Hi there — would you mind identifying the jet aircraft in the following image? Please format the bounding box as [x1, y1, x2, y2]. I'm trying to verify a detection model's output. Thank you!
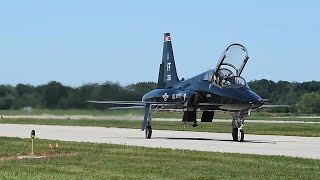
[88, 33, 264, 142]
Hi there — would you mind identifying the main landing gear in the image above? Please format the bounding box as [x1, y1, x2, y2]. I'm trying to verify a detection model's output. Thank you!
[143, 105, 167, 139]
[145, 117, 152, 139]
[231, 112, 245, 142]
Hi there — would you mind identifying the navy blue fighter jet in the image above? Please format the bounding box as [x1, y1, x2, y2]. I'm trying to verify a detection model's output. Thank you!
[88, 33, 264, 142]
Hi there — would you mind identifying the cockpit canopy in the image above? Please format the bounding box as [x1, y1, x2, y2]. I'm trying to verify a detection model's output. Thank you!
[222, 76, 248, 88]
[203, 70, 248, 88]
[215, 43, 249, 77]
[203, 43, 249, 88]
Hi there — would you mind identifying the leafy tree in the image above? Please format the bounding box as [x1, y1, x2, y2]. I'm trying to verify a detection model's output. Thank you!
[248, 79, 275, 102]
[296, 92, 320, 114]
[42, 81, 69, 108]
[0, 85, 17, 109]
[16, 84, 35, 96]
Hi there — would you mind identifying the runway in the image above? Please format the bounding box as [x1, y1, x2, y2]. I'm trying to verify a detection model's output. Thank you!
[1, 124, 320, 160]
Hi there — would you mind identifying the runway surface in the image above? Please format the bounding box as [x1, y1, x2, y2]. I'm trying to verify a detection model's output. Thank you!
[1, 124, 320, 160]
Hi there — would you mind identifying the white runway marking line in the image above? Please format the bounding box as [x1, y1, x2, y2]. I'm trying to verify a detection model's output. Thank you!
[1, 124, 320, 160]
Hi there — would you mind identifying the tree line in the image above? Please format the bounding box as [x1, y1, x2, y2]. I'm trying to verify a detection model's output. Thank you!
[0, 79, 319, 114]
[0, 81, 156, 110]
[249, 80, 320, 113]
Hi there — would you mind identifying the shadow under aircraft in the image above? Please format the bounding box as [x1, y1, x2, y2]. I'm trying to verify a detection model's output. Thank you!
[88, 33, 265, 142]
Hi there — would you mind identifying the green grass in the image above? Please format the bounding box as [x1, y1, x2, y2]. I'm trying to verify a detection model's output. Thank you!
[1, 118, 320, 137]
[0, 137, 319, 179]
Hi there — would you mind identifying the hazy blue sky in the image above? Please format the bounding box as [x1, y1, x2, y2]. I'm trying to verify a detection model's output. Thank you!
[0, 1, 319, 86]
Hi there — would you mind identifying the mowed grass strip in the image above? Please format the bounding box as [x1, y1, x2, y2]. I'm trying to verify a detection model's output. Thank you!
[1, 118, 320, 137]
[0, 137, 319, 179]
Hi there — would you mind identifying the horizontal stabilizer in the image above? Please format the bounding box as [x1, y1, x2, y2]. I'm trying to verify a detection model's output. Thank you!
[109, 106, 145, 110]
[260, 105, 291, 108]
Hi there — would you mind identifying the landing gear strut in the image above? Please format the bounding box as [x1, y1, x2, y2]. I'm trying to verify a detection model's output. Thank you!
[143, 105, 166, 139]
[145, 117, 152, 139]
[231, 112, 245, 142]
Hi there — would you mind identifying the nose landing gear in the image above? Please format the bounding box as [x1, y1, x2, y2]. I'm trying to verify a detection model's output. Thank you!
[231, 112, 245, 142]
[232, 127, 244, 142]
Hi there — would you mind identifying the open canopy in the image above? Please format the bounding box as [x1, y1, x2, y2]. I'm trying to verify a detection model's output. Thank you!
[203, 43, 250, 88]
[215, 43, 249, 77]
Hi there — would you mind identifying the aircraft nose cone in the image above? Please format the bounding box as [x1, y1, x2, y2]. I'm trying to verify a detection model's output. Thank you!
[250, 98, 264, 109]
[257, 98, 264, 106]
[246, 89, 264, 109]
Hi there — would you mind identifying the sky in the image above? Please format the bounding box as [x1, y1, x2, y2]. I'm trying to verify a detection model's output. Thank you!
[0, 1, 319, 87]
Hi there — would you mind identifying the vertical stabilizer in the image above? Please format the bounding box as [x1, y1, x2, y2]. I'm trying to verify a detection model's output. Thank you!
[157, 33, 180, 89]
[157, 63, 165, 88]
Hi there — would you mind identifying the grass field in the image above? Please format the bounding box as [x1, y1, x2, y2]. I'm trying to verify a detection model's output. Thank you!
[0, 137, 319, 179]
[1, 118, 320, 137]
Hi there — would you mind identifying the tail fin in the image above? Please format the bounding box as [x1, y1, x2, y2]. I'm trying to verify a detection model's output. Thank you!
[157, 33, 180, 89]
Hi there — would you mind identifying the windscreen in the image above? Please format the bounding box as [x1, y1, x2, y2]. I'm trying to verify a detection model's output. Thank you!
[224, 76, 248, 88]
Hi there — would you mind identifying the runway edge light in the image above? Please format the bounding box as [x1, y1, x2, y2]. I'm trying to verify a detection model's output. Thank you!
[31, 130, 36, 156]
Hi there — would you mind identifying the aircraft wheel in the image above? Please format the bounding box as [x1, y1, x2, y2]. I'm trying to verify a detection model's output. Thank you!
[232, 128, 238, 141]
[232, 128, 244, 142]
[145, 126, 152, 139]
[238, 129, 244, 142]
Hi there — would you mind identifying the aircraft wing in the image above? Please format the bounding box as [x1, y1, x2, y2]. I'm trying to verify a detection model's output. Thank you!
[86, 101, 146, 106]
[86, 100, 183, 106]
[87, 100, 184, 130]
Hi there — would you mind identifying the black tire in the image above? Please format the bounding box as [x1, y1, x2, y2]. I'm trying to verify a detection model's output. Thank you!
[145, 126, 152, 139]
[232, 128, 244, 142]
[232, 128, 238, 141]
[238, 129, 244, 142]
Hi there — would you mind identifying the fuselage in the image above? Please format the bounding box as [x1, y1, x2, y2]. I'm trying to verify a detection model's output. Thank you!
[142, 69, 264, 112]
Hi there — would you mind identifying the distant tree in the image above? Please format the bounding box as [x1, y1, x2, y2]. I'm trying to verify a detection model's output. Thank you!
[13, 84, 40, 108]
[15, 84, 35, 96]
[0, 85, 17, 109]
[126, 82, 157, 94]
[299, 81, 320, 93]
[296, 92, 320, 114]
[71, 83, 101, 109]
[125, 82, 157, 100]
[42, 81, 69, 108]
[248, 79, 276, 101]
